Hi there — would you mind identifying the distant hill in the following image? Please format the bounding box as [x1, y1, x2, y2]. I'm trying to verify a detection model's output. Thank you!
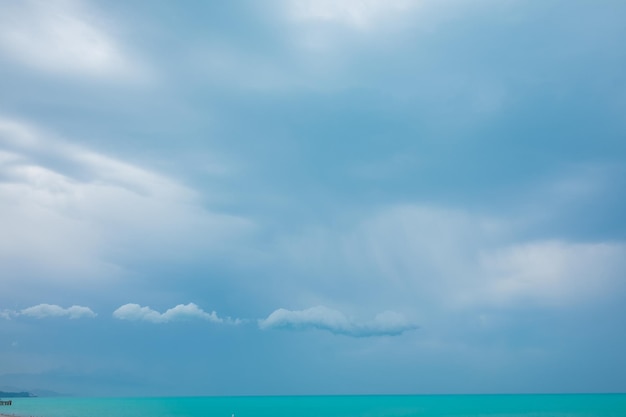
[0, 391, 36, 398]
[30, 389, 66, 397]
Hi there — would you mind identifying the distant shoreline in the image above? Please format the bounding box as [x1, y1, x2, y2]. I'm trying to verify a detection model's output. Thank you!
[0, 393, 36, 399]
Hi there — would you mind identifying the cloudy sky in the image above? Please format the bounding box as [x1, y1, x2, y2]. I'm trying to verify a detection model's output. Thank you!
[1, 0, 625, 397]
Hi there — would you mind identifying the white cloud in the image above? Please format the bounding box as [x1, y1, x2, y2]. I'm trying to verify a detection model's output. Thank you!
[112, 303, 228, 324]
[0, 0, 144, 79]
[259, 305, 418, 337]
[286, 0, 415, 29]
[0, 310, 16, 320]
[274, 204, 626, 312]
[472, 241, 626, 308]
[19, 304, 96, 319]
[0, 117, 252, 296]
[274, 0, 428, 76]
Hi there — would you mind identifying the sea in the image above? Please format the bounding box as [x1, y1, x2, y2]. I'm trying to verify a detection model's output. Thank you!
[3, 394, 626, 417]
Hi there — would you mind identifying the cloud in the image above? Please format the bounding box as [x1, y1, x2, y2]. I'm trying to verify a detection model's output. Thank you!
[0, 310, 16, 320]
[0, 0, 144, 79]
[285, 0, 415, 29]
[259, 305, 418, 337]
[19, 304, 96, 319]
[0, 116, 252, 297]
[473, 241, 626, 308]
[273, 204, 626, 312]
[112, 303, 231, 324]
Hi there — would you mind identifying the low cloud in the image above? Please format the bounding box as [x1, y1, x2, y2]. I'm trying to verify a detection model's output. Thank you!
[259, 305, 418, 337]
[18, 304, 97, 319]
[0, 309, 15, 320]
[112, 303, 234, 324]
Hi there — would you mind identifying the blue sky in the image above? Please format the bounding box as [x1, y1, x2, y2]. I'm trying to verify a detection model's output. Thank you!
[1, 0, 625, 396]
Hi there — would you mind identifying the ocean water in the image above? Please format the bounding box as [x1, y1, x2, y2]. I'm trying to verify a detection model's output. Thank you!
[3, 394, 626, 417]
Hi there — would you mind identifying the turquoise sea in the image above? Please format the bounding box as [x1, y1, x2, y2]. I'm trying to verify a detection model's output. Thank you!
[3, 395, 626, 417]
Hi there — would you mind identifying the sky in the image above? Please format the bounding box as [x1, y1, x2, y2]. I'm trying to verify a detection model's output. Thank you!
[1, 0, 625, 397]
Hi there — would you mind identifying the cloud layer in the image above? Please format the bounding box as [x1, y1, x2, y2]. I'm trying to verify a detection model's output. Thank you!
[259, 306, 418, 337]
[275, 204, 626, 312]
[1, 0, 625, 396]
[0, 116, 251, 296]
